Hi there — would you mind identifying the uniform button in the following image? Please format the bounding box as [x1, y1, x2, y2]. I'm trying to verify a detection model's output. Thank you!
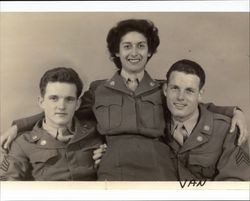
[83, 124, 88, 128]
[110, 81, 115, 86]
[150, 82, 155, 87]
[204, 125, 210, 131]
[40, 140, 47, 146]
[197, 136, 203, 142]
[32, 135, 38, 140]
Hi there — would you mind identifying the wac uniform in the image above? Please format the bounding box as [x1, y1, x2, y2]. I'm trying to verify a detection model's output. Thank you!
[92, 71, 177, 181]
[165, 105, 250, 181]
[0, 118, 103, 181]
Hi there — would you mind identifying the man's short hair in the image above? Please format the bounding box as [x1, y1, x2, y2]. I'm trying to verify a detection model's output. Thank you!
[39, 67, 83, 98]
[166, 59, 206, 89]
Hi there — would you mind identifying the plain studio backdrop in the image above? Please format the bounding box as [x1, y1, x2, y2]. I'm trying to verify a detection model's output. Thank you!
[0, 12, 249, 135]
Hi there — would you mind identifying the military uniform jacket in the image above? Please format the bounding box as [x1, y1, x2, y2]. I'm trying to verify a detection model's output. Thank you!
[0, 118, 103, 181]
[166, 105, 250, 181]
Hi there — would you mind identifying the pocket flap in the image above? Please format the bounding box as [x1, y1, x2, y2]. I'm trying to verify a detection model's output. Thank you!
[29, 150, 58, 163]
[189, 154, 213, 167]
[95, 95, 122, 107]
[141, 93, 162, 105]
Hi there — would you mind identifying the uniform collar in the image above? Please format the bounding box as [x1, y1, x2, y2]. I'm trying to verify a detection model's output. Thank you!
[171, 108, 199, 136]
[168, 104, 214, 153]
[105, 70, 160, 96]
[120, 69, 145, 83]
[28, 118, 95, 148]
[42, 119, 75, 139]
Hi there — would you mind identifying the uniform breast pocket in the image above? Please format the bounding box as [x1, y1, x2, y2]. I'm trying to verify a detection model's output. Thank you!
[94, 95, 122, 130]
[30, 150, 58, 164]
[139, 92, 164, 129]
[29, 150, 58, 175]
[188, 152, 219, 178]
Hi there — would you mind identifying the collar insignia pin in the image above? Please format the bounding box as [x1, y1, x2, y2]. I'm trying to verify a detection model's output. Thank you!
[197, 136, 203, 142]
[110, 81, 115, 86]
[150, 82, 155, 87]
[40, 140, 47, 146]
[204, 125, 210, 131]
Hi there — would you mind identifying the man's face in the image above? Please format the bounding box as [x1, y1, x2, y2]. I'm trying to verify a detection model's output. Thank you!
[116, 31, 151, 74]
[164, 71, 203, 122]
[39, 82, 81, 128]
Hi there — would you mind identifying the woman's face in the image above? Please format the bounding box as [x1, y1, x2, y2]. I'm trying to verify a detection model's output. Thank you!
[116, 31, 151, 74]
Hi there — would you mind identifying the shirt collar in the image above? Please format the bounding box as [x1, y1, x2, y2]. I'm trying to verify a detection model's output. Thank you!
[171, 108, 199, 136]
[42, 118, 75, 138]
[120, 69, 145, 83]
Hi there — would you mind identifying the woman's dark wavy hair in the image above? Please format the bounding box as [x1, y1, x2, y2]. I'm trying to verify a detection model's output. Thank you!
[39, 67, 83, 98]
[106, 19, 160, 69]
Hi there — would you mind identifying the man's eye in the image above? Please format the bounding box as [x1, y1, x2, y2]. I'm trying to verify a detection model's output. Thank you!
[186, 89, 195, 94]
[66, 97, 76, 102]
[170, 86, 179, 90]
[49, 96, 58, 101]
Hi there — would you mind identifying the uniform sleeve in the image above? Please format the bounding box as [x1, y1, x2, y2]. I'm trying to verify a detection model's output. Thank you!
[214, 129, 250, 181]
[75, 80, 104, 122]
[75, 84, 96, 122]
[0, 140, 32, 180]
[201, 102, 235, 118]
[13, 112, 44, 133]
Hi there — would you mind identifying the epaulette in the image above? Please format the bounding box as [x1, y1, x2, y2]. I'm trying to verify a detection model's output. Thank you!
[213, 113, 231, 123]
[155, 79, 166, 85]
[89, 79, 107, 89]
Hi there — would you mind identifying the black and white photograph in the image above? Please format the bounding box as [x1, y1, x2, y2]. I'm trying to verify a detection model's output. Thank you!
[0, 1, 249, 201]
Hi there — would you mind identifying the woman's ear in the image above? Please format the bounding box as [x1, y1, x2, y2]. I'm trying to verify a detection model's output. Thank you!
[115, 53, 120, 57]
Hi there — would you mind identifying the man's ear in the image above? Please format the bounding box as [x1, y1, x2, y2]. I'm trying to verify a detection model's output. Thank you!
[198, 87, 205, 102]
[75, 98, 82, 111]
[162, 83, 168, 97]
[38, 96, 45, 109]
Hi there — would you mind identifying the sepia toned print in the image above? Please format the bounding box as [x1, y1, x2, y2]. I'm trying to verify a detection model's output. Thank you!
[0, 9, 249, 201]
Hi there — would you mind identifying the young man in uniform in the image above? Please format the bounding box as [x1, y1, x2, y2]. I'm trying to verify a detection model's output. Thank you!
[0, 67, 103, 180]
[163, 59, 249, 180]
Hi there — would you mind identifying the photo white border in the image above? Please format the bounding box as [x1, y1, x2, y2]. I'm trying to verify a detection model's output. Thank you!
[0, 1, 249, 12]
[0, 1, 249, 201]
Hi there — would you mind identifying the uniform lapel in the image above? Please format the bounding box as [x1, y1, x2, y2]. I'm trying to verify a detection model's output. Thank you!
[135, 71, 160, 96]
[104, 71, 160, 96]
[104, 71, 131, 95]
[179, 105, 213, 154]
[29, 122, 66, 149]
[68, 119, 97, 145]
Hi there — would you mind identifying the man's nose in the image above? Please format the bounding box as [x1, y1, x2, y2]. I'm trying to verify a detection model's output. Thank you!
[57, 99, 66, 109]
[177, 91, 185, 100]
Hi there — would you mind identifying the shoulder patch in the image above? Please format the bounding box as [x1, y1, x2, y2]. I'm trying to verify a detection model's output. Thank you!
[236, 147, 250, 166]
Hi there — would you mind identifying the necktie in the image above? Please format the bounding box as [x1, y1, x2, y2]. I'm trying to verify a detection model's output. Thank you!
[56, 129, 73, 143]
[173, 123, 188, 146]
[127, 78, 139, 91]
